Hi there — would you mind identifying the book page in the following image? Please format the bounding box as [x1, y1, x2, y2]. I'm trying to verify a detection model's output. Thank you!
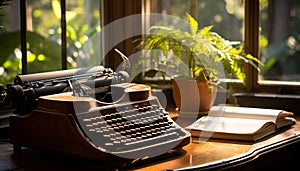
[276, 117, 296, 128]
[186, 116, 274, 134]
[208, 106, 285, 123]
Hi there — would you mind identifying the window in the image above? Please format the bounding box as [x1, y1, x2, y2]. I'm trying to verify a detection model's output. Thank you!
[141, 0, 245, 83]
[0, 0, 101, 84]
[142, 0, 300, 95]
[244, 0, 300, 94]
[257, 0, 300, 90]
[145, 0, 244, 41]
[2, 0, 300, 96]
[259, 0, 300, 82]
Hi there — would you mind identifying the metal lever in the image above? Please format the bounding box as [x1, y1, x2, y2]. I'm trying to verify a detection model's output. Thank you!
[114, 48, 131, 70]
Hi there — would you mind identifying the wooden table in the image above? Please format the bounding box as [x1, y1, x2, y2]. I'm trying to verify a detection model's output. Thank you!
[1, 116, 300, 171]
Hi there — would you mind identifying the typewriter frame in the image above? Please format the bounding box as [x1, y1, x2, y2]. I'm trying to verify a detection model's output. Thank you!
[7, 67, 191, 162]
[9, 92, 191, 161]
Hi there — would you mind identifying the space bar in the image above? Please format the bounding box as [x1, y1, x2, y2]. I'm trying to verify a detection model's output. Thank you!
[125, 132, 179, 146]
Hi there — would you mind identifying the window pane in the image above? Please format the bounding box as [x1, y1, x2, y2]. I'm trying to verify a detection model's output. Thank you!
[27, 0, 62, 73]
[0, 0, 21, 84]
[260, 0, 300, 82]
[142, 0, 244, 80]
[65, 0, 101, 69]
[149, 0, 244, 42]
[0, 0, 101, 85]
[26, 0, 101, 72]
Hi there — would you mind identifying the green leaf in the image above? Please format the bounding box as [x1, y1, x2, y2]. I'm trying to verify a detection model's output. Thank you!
[186, 12, 198, 35]
[260, 56, 277, 73]
[199, 25, 214, 35]
[0, 31, 21, 65]
[51, 0, 76, 22]
[144, 69, 159, 78]
[52, 0, 61, 19]
[0, 31, 62, 72]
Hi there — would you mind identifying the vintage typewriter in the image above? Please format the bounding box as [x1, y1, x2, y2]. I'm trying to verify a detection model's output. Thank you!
[5, 66, 191, 162]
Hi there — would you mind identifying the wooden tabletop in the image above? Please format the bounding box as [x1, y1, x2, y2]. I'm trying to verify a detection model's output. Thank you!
[134, 115, 300, 171]
[1, 116, 300, 171]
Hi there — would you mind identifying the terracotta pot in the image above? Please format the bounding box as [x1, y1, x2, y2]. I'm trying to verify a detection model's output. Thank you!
[171, 78, 217, 112]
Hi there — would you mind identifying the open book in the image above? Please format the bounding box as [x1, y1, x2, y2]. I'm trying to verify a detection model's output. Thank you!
[185, 106, 296, 141]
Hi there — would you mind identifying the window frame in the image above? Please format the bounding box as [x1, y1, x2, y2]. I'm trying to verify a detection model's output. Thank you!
[101, 0, 300, 94]
[20, 0, 67, 74]
[18, 0, 300, 95]
[244, 0, 300, 94]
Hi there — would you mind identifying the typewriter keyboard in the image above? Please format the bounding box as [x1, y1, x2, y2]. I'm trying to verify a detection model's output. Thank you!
[76, 97, 190, 157]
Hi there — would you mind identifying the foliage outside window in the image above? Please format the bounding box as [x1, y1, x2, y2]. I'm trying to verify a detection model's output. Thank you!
[2, 0, 300, 93]
[142, 0, 245, 83]
[259, 0, 300, 82]
[145, 0, 300, 94]
[0, 0, 101, 85]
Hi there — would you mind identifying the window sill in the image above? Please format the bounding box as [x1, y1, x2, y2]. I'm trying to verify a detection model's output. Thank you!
[233, 92, 300, 114]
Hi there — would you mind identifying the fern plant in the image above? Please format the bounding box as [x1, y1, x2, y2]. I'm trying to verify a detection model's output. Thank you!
[136, 13, 262, 85]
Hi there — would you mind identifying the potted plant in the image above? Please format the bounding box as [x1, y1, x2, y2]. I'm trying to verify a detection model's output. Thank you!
[134, 13, 262, 112]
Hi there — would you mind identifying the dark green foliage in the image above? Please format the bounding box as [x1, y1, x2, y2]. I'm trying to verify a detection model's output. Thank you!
[136, 13, 262, 85]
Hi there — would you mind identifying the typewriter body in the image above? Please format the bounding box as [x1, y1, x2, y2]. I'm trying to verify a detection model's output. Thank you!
[6, 66, 191, 161]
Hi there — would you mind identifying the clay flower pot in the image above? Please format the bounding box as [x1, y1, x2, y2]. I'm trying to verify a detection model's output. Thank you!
[171, 78, 217, 113]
